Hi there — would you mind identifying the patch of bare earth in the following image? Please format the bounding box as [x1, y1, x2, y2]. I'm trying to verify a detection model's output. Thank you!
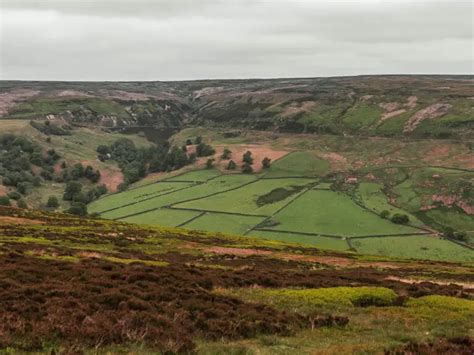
[204, 247, 272, 256]
[429, 195, 474, 215]
[80, 160, 124, 192]
[385, 276, 474, 290]
[280, 101, 317, 118]
[0, 216, 45, 225]
[279, 254, 402, 269]
[213, 145, 288, 172]
[404, 103, 452, 133]
[320, 152, 348, 171]
[55, 90, 93, 98]
[0, 89, 41, 116]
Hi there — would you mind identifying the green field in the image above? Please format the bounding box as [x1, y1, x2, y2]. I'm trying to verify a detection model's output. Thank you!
[121, 208, 200, 227]
[166, 169, 221, 182]
[351, 235, 474, 262]
[89, 181, 195, 213]
[263, 152, 330, 177]
[89, 165, 473, 262]
[355, 182, 425, 227]
[265, 189, 420, 236]
[174, 177, 314, 215]
[183, 213, 265, 235]
[101, 174, 257, 219]
[250, 230, 351, 251]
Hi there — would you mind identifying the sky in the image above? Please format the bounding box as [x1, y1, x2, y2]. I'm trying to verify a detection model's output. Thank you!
[0, 0, 473, 81]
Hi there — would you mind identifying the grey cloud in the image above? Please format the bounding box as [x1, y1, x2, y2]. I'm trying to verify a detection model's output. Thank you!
[0, 0, 472, 80]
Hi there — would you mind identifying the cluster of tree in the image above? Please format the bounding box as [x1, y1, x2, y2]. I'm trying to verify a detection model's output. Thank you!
[61, 181, 108, 215]
[223, 150, 271, 173]
[0, 134, 61, 195]
[59, 163, 101, 183]
[98, 138, 212, 190]
[381, 210, 410, 224]
[442, 227, 468, 242]
[30, 120, 72, 136]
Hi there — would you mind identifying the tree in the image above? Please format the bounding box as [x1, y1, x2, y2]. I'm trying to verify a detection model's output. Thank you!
[117, 182, 128, 192]
[60, 161, 67, 169]
[17, 199, 27, 209]
[380, 210, 390, 219]
[63, 181, 82, 201]
[0, 196, 10, 206]
[188, 153, 197, 164]
[67, 202, 87, 216]
[242, 163, 253, 174]
[70, 163, 85, 180]
[227, 160, 237, 170]
[96, 145, 110, 155]
[391, 213, 409, 224]
[194, 136, 203, 145]
[221, 148, 232, 160]
[186, 139, 193, 146]
[243, 151, 253, 165]
[7, 191, 21, 200]
[196, 143, 215, 157]
[262, 157, 271, 169]
[206, 158, 215, 169]
[46, 196, 59, 208]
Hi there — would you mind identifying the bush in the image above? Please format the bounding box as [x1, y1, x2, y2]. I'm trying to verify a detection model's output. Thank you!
[380, 210, 390, 219]
[206, 158, 215, 169]
[17, 199, 27, 209]
[196, 143, 215, 157]
[262, 157, 271, 169]
[7, 191, 21, 200]
[67, 202, 87, 216]
[0, 196, 11, 206]
[96, 145, 110, 155]
[63, 181, 82, 201]
[221, 148, 232, 160]
[391, 213, 409, 224]
[227, 160, 237, 170]
[243, 151, 253, 165]
[194, 136, 202, 145]
[242, 162, 253, 174]
[46, 196, 59, 208]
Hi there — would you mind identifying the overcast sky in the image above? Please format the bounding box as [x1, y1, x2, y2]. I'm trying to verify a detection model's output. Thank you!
[0, 0, 472, 81]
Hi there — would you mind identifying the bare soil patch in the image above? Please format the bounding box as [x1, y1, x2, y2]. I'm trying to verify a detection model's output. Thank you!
[213, 145, 288, 172]
[404, 103, 452, 133]
[0, 89, 40, 116]
[0, 216, 45, 225]
[205, 246, 272, 256]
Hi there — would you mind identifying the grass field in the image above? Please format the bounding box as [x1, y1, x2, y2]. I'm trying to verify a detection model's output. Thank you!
[166, 169, 221, 182]
[263, 152, 330, 177]
[102, 173, 257, 219]
[174, 177, 315, 215]
[266, 189, 420, 237]
[121, 208, 200, 227]
[89, 181, 195, 213]
[89, 164, 473, 262]
[355, 182, 425, 227]
[183, 213, 265, 235]
[250, 230, 351, 251]
[351, 235, 474, 262]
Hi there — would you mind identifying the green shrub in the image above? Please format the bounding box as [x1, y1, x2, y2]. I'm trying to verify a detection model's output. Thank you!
[391, 213, 409, 224]
[217, 286, 398, 313]
[0, 196, 11, 206]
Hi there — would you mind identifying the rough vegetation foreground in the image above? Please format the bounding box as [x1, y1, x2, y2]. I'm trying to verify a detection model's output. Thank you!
[0, 206, 472, 354]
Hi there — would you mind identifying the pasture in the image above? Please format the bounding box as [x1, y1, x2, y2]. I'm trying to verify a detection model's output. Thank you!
[90, 165, 473, 262]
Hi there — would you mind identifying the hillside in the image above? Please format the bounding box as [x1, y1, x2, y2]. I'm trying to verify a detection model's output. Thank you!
[0, 206, 472, 353]
[1, 75, 473, 139]
[0, 76, 472, 262]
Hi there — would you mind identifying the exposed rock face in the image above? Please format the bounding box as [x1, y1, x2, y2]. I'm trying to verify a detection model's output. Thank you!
[404, 103, 452, 133]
